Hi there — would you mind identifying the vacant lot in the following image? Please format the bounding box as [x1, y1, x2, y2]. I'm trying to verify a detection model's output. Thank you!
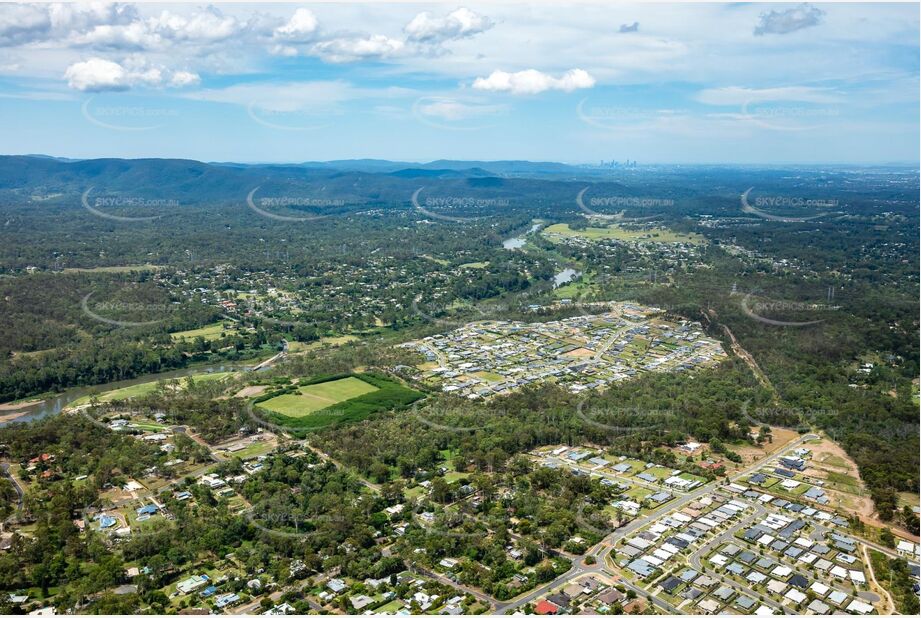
[170, 322, 234, 342]
[259, 376, 379, 418]
[71, 371, 234, 406]
[286, 335, 359, 353]
[543, 223, 704, 244]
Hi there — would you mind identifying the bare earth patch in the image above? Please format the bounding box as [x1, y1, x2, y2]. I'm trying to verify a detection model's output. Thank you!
[234, 385, 269, 398]
[804, 434, 920, 542]
[732, 426, 801, 466]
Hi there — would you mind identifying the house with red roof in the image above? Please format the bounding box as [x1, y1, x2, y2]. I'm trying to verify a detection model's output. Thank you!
[535, 600, 560, 615]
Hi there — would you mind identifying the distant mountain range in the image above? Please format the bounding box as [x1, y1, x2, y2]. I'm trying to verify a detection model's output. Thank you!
[0, 155, 630, 207]
[17, 155, 592, 176]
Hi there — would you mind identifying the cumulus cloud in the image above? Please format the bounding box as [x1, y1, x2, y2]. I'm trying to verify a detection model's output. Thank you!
[0, 2, 137, 46]
[1, 3, 249, 50]
[169, 70, 200, 87]
[71, 6, 246, 50]
[64, 57, 129, 91]
[310, 34, 404, 63]
[472, 68, 595, 95]
[619, 22, 639, 33]
[273, 8, 318, 41]
[404, 8, 492, 43]
[754, 3, 825, 36]
[64, 56, 199, 91]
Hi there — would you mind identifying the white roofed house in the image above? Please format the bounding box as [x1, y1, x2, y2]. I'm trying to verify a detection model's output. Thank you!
[896, 539, 917, 557]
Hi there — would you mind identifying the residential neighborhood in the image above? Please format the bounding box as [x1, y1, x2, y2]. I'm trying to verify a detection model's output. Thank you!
[402, 303, 727, 399]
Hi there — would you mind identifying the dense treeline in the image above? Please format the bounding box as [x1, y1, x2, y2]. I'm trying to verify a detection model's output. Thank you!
[313, 360, 765, 482]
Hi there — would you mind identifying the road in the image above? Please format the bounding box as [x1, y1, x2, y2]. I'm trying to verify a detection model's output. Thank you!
[495, 431, 818, 614]
[0, 462, 24, 528]
[409, 563, 496, 609]
[685, 503, 790, 615]
[862, 544, 896, 615]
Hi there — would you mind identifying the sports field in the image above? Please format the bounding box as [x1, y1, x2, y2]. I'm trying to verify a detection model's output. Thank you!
[258, 376, 379, 418]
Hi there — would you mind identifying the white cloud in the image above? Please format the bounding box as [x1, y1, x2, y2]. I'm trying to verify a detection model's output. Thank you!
[415, 98, 505, 121]
[695, 86, 840, 106]
[472, 68, 595, 95]
[0, 4, 52, 46]
[64, 56, 199, 92]
[273, 8, 319, 41]
[169, 70, 200, 87]
[1, 2, 138, 46]
[310, 34, 404, 63]
[404, 8, 492, 43]
[64, 57, 128, 91]
[72, 7, 247, 50]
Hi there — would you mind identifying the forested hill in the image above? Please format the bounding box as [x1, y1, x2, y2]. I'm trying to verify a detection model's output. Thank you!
[0, 155, 637, 210]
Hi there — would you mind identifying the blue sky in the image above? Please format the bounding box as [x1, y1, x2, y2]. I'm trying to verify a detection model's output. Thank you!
[0, 2, 918, 164]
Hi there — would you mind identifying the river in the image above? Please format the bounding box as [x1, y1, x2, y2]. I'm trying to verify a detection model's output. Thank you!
[553, 268, 580, 287]
[0, 362, 256, 427]
[502, 222, 543, 250]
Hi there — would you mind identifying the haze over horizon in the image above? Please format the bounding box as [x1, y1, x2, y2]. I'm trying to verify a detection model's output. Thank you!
[1, 2, 918, 165]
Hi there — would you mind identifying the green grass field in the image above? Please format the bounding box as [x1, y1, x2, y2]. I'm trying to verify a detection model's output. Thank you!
[543, 223, 704, 244]
[254, 373, 424, 433]
[258, 377, 379, 418]
[170, 322, 233, 342]
[71, 371, 235, 406]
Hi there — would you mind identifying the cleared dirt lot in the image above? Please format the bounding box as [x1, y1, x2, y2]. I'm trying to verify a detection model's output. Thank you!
[732, 425, 801, 465]
[233, 385, 269, 398]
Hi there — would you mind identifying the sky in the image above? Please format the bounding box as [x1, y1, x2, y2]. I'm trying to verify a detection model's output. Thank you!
[0, 1, 918, 164]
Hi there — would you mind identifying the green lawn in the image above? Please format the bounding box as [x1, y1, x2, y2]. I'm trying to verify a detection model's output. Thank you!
[444, 471, 471, 483]
[254, 373, 424, 434]
[471, 370, 504, 383]
[260, 377, 379, 418]
[642, 466, 674, 480]
[227, 441, 276, 459]
[376, 600, 405, 613]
